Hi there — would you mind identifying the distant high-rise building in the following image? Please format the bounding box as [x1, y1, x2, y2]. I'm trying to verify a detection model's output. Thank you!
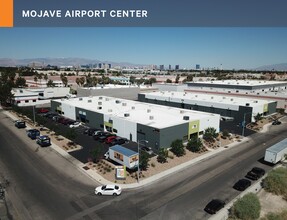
[169, 64, 171, 70]
[175, 65, 179, 70]
[159, 65, 164, 70]
[196, 64, 200, 70]
[98, 63, 102, 69]
[108, 64, 112, 69]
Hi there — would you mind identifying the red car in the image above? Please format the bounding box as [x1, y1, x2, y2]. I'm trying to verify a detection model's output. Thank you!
[105, 135, 117, 144]
[37, 108, 49, 113]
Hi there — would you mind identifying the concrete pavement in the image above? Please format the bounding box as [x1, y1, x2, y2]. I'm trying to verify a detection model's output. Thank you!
[2, 110, 253, 189]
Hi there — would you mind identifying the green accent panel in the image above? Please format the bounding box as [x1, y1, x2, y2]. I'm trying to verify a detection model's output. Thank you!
[188, 120, 200, 136]
[263, 104, 268, 112]
[104, 121, 113, 127]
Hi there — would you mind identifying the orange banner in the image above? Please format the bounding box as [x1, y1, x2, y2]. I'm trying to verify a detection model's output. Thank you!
[0, 0, 13, 27]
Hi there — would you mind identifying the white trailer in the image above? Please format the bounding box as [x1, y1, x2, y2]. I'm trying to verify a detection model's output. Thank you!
[264, 138, 287, 164]
[105, 145, 139, 169]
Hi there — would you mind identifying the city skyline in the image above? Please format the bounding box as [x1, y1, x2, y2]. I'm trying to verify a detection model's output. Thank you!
[1, 28, 287, 69]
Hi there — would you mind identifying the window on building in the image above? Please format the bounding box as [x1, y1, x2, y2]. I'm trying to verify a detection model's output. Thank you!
[114, 152, 123, 161]
[113, 128, 118, 133]
[33, 100, 36, 102]
[17, 101, 20, 103]
[100, 124, 104, 128]
[25, 100, 29, 103]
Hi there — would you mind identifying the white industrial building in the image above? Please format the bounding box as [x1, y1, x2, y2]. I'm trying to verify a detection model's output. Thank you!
[51, 96, 220, 151]
[138, 91, 277, 124]
[12, 87, 70, 107]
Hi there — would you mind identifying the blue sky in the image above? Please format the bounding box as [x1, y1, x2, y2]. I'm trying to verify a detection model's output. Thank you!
[1, 28, 287, 69]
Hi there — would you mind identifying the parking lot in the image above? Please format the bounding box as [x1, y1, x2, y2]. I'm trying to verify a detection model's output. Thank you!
[36, 111, 141, 164]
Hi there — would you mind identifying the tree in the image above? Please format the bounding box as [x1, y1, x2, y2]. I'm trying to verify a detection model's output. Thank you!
[47, 79, 55, 87]
[148, 77, 157, 85]
[79, 77, 85, 86]
[170, 139, 185, 157]
[61, 76, 68, 87]
[34, 76, 38, 87]
[130, 76, 136, 84]
[139, 151, 150, 171]
[203, 127, 218, 142]
[44, 74, 48, 81]
[254, 113, 262, 122]
[222, 129, 230, 138]
[166, 79, 172, 83]
[157, 148, 168, 163]
[15, 77, 27, 88]
[175, 74, 180, 83]
[186, 137, 203, 152]
[230, 193, 261, 220]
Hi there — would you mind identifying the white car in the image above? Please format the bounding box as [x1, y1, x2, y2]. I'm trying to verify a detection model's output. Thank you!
[95, 185, 122, 196]
[69, 121, 83, 128]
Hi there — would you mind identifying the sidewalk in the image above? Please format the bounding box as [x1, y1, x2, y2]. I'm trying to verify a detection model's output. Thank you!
[3, 110, 251, 189]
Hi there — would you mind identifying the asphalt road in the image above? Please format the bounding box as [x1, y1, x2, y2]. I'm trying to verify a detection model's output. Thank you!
[0, 109, 286, 220]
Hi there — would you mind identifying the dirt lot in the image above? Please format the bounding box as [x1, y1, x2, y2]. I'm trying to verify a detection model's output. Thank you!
[258, 189, 287, 218]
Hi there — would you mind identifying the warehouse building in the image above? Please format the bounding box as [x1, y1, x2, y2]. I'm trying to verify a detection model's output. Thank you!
[51, 96, 220, 151]
[138, 91, 277, 124]
[77, 85, 157, 100]
[186, 80, 287, 91]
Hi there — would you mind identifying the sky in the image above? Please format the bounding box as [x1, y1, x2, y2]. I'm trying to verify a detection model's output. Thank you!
[0, 28, 287, 69]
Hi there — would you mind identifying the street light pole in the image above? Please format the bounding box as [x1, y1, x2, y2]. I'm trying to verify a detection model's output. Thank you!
[33, 105, 36, 125]
[137, 140, 148, 183]
[242, 112, 252, 137]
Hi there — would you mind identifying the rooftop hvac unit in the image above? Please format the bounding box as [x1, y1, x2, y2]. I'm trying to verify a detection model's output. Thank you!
[223, 97, 226, 99]
[105, 98, 109, 101]
[211, 97, 213, 99]
[98, 102, 102, 105]
[108, 109, 112, 112]
[147, 109, 151, 113]
[230, 98, 233, 101]
[131, 106, 135, 110]
[246, 103, 250, 106]
[149, 116, 154, 120]
[254, 101, 258, 103]
[115, 100, 120, 104]
[122, 103, 127, 106]
[124, 113, 130, 117]
[99, 97, 103, 100]
[180, 110, 185, 114]
[88, 100, 92, 103]
[97, 106, 102, 110]
[183, 116, 189, 120]
[195, 95, 198, 97]
[79, 97, 83, 101]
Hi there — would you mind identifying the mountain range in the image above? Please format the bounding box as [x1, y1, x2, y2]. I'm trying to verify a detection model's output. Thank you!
[255, 63, 287, 71]
[0, 58, 148, 68]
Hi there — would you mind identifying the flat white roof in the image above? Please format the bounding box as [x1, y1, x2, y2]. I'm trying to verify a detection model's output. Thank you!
[143, 91, 274, 108]
[80, 85, 139, 90]
[57, 96, 219, 129]
[189, 80, 287, 87]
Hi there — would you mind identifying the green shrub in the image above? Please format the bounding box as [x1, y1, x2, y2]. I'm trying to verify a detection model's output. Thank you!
[157, 148, 168, 163]
[186, 137, 203, 153]
[262, 167, 287, 198]
[170, 139, 185, 157]
[230, 193, 261, 220]
[261, 210, 287, 220]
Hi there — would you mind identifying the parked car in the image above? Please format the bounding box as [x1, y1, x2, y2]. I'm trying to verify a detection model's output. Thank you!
[98, 133, 115, 142]
[105, 135, 117, 144]
[37, 108, 49, 114]
[233, 179, 251, 191]
[69, 121, 83, 128]
[44, 112, 58, 119]
[272, 120, 281, 125]
[36, 135, 51, 147]
[52, 115, 63, 122]
[204, 199, 225, 214]
[141, 146, 153, 155]
[15, 120, 26, 128]
[27, 129, 40, 140]
[95, 185, 122, 196]
[246, 167, 265, 180]
[93, 131, 108, 140]
[84, 128, 98, 136]
[110, 137, 128, 146]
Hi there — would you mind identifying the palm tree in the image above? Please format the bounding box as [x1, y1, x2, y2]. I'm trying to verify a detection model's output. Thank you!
[34, 76, 38, 87]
